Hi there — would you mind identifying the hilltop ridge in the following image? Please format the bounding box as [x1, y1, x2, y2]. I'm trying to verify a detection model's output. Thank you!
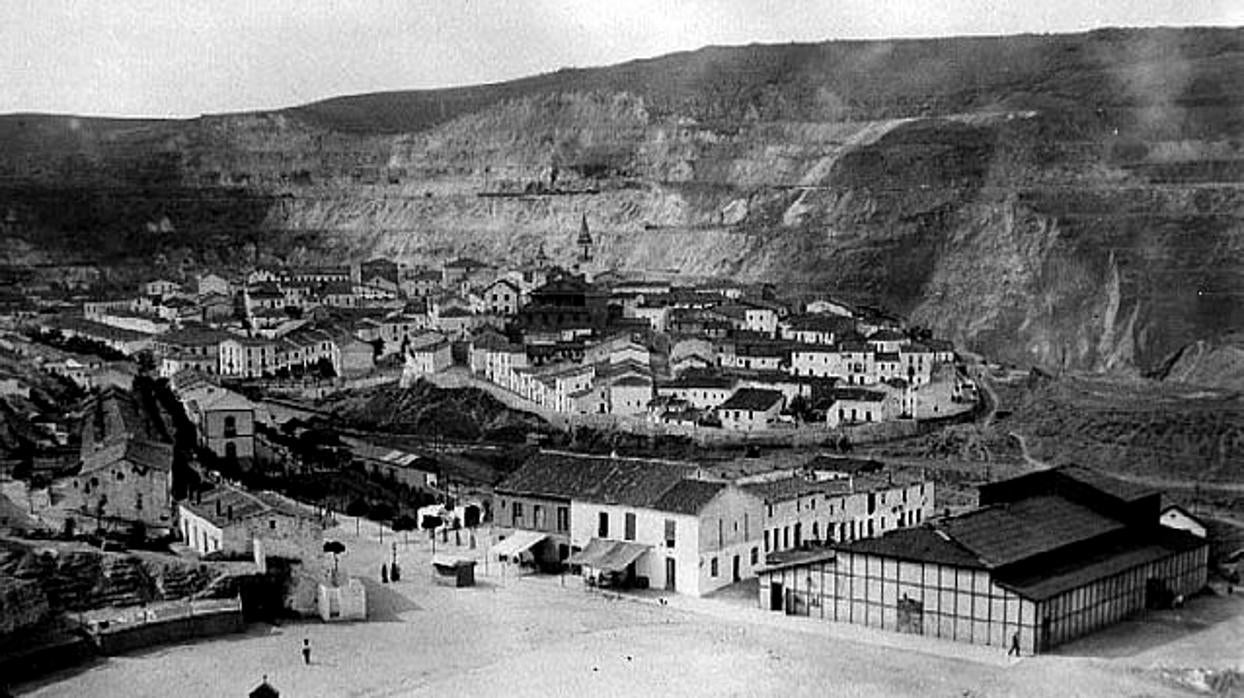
[1, 26, 1242, 377]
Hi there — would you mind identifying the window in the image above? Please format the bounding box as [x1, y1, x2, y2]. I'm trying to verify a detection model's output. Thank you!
[718, 519, 724, 547]
[598, 511, 610, 538]
[269, 519, 276, 530]
[116, 470, 124, 481]
[533, 505, 545, 529]
[135, 494, 143, 511]
[556, 506, 569, 532]
[223, 415, 237, 438]
[512, 501, 524, 526]
[750, 547, 758, 565]
[764, 530, 770, 552]
[710, 557, 718, 577]
[665, 519, 676, 548]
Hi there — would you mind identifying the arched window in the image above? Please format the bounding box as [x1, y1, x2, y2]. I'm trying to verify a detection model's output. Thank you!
[223, 415, 237, 437]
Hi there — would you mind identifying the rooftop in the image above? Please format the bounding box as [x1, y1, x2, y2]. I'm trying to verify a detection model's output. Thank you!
[183, 483, 318, 528]
[651, 479, 728, 516]
[718, 388, 785, 412]
[497, 452, 701, 512]
[743, 476, 853, 503]
[839, 526, 986, 569]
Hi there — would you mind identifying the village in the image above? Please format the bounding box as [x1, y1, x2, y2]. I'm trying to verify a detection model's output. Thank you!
[0, 212, 1238, 697]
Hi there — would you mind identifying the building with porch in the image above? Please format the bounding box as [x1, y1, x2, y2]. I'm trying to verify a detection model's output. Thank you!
[496, 452, 765, 596]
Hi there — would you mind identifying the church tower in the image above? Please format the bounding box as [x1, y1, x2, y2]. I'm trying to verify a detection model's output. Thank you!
[576, 213, 593, 263]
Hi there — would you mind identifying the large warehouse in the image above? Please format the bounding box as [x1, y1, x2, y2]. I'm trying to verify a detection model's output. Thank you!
[756, 466, 1208, 654]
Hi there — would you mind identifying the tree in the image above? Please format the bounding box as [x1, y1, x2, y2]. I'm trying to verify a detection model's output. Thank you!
[345, 498, 370, 536]
[323, 540, 346, 583]
[370, 503, 395, 543]
[421, 513, 442, 554]
[136, 350, 158, 375]
[392, 514, 417, 547]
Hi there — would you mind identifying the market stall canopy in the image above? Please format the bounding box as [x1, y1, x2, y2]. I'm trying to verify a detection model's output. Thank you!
[569, 538, 650, 571]
[491, 530, 548, 558]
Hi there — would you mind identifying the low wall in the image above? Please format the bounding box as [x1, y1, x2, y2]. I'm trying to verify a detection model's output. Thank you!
[90, 604, 244, 655]
[0, 635, 95, 684]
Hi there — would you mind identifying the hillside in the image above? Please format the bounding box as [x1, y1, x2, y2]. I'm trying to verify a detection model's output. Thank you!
[1005, 375, 1244, 484]
[2, 27, 1243, 375]
[318, 380, 549, 441]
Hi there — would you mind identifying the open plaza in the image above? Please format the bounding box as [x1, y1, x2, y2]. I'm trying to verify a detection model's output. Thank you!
[15, 515, 1243, 698]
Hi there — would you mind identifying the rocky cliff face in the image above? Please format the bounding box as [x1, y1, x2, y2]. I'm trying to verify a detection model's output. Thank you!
[1, 27, 1242, 375]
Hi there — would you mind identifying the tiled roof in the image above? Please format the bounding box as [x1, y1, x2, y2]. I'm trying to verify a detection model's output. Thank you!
[785, 314, 855, 332]
[718, 388, 784, 412]
[497, 452, 697, 510]
[657, 373, 737, 390]
[937, 495, 1125, 568]
[183, 483, 315, 528]
[743, 477, 852, 503]
[839, 526, 985, 569]
[868, 329, 907, 342]
[652, 479, 727, 515]
[161, 325, 232, 346]
[832, 388, 886, 403]
[805, 455, 885, 475]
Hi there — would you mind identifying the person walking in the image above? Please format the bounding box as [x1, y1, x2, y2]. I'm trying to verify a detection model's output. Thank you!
[1007, 632, 1021, 657]
[302, 638, 312, 665]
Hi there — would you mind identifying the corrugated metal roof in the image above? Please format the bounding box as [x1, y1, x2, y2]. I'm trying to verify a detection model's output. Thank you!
[994, 530, 1205, 601]
[939, 496, 1125, 567]
[1057, 465, 1158, 503]
[838, 526, 985, 569]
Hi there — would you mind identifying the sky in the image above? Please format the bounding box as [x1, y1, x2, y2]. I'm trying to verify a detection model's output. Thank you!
[2, 0, 1241, 118]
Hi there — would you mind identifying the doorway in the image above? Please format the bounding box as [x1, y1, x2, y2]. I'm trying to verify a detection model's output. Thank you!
[770, 581, 784, 611]
[897, 596, 924, 634]
[665, 558, 676, 592]
[732, 555, 741, 582]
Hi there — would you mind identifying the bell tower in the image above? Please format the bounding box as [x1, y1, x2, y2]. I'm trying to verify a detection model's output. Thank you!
[576, 213, 593, 263]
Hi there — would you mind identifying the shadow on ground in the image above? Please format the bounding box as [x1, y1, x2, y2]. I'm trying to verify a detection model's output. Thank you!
[361, 577, 422, 622]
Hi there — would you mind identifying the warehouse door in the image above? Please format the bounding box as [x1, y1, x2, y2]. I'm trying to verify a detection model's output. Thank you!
[897, 596, 924, 634]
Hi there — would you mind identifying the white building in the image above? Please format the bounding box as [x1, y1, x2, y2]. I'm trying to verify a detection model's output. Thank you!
[717, 388, 785, 432]
[497, 453, 765, 596]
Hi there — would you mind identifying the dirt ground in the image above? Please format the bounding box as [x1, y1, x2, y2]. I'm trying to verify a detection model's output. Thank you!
[15, 517, 1243, 698]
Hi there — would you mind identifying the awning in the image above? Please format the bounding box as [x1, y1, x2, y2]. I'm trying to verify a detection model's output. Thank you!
[491, 530, 548, 558]
[569, 538, 650, 572]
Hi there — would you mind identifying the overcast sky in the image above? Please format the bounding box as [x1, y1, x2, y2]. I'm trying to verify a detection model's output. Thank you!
[3, 0, 1240, 118]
